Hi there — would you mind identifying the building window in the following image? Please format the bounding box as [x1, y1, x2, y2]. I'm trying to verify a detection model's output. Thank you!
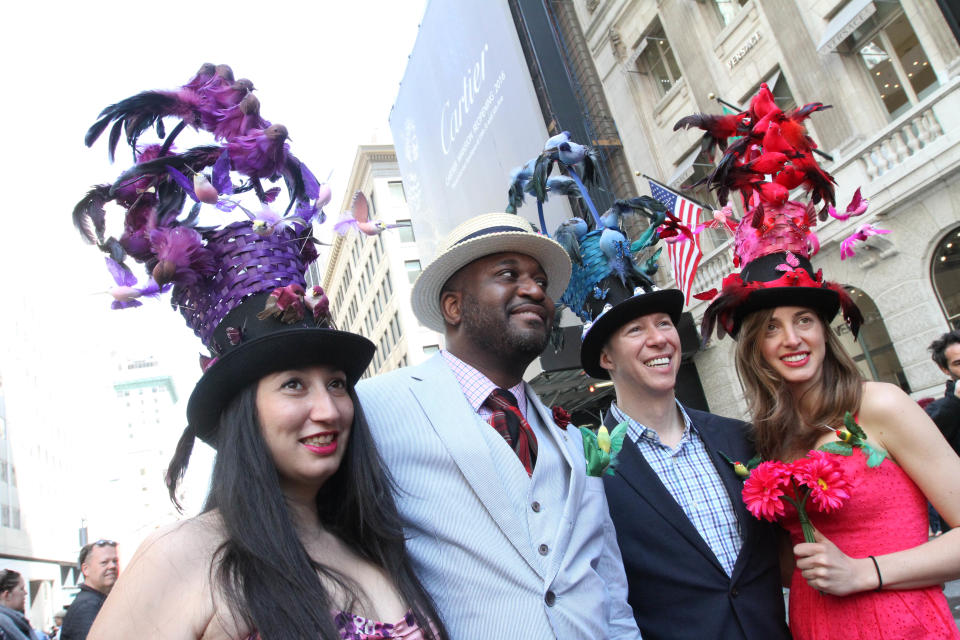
[390, 313, 401, 343]
[384, 271, 394, 297]
[834, 287, 909, 392]
[405, 260, 422, 283]
[635, 21, 682, 98]
[423, 344, 440, 355]
[846, 5, 938, 119]
[388, 181, 407, 205]
[397, 220, 416, 244]
[932, 226, 960, 330]
[713, 0, 748, 26]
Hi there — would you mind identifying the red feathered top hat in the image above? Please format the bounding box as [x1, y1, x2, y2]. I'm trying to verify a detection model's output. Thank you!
[684, 83, 866, 341]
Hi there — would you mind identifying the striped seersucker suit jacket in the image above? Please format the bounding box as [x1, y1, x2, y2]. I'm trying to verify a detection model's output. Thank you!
[357, 353, 641, 640]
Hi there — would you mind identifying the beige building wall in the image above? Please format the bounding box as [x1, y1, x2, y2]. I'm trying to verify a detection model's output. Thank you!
[573, 0, 960, 417]
[320, 145, 444, 376]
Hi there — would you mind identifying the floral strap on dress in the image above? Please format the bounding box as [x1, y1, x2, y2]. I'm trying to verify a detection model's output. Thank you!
[818, 411, 889, 468]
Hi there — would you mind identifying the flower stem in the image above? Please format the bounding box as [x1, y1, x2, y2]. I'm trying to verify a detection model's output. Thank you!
[784, 491, 816, 544]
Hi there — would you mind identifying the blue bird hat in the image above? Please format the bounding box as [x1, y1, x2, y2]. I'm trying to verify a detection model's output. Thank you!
[505, 134, 686, 380]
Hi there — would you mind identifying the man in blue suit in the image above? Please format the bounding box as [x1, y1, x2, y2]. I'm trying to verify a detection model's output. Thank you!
[579, 283, 790, 640]
[358, 213, 641, 639]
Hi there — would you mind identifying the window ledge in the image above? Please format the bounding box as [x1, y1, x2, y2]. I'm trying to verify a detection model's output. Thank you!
[712, 1, 758, 57]
[652, 77, 689, 124]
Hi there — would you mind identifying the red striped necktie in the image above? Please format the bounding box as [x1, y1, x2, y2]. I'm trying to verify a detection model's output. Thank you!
[483, 388, 538, 476]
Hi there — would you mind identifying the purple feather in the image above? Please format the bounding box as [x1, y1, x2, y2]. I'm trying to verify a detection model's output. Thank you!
[300, 162, 320, 200]
[213, 150, 233, 194]
[227, 125, 289, 178]
[262, 187, 281, 203]
[149, 227, 216, 286]
[166, 166, 198, 202]
[105, 257, 136, 286]
[333, 218, 357, 236]
[111, 299, 143, 310]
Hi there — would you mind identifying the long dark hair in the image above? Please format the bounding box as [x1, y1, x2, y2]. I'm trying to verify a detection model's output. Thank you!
[168, 385, 446, 640]
[735, 308, 863, 460]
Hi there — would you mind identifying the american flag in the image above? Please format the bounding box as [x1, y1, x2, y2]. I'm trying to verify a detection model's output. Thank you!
[648, 179, 705, 305]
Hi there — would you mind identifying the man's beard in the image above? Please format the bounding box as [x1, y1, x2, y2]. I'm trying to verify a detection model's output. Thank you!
[460, 293, 549, 364]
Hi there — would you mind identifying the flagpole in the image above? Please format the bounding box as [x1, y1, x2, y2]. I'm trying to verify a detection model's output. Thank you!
[638, 172, 714, 212]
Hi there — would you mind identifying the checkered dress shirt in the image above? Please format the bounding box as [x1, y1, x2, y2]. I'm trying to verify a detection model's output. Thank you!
[610, 401, 742, 576]
[441, 350, 529, 420]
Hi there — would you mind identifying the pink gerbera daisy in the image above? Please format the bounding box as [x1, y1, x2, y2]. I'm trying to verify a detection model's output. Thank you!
[794, 450, 851, 513]
[742, 461, 792, 522]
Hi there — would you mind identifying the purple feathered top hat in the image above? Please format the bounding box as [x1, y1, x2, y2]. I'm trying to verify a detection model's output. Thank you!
[74, 63, 374, 446]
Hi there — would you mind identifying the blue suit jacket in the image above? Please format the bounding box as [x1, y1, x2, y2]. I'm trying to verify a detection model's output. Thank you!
[358, 354, 640, 639]
[602, 407, 791, 640]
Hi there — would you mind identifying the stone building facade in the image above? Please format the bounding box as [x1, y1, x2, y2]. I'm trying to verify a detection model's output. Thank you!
[571, 0, 960, 417]
[320, 145, 445, 377]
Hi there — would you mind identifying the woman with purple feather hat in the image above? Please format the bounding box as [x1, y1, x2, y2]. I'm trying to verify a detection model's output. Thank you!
[73, 64, 447, 640]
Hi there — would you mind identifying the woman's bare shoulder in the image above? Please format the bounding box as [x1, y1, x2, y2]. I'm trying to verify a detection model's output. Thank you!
[131, 512, 226, 569]
[89, 512, 234, 640]
[858, 381, 916, 424]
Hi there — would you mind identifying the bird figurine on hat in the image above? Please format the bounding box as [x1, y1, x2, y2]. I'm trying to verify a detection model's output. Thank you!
[681, 83, 880, 343]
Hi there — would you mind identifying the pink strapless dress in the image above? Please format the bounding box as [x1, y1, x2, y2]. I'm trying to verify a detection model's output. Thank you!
[783, 450, 959, 640]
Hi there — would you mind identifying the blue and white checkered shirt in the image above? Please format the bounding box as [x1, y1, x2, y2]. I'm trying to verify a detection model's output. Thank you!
[610, 401, 742, 575]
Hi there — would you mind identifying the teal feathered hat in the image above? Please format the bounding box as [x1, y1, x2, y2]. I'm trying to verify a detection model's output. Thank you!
[505, 136, 687, 379]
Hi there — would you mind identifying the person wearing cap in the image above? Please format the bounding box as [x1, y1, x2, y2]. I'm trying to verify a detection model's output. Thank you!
[575, 280, 788, 639]
[72, 66, 447, 640]
[696, 83, 960, 639]
[357, 213, 640, 640]
[59, 541, 118, 640]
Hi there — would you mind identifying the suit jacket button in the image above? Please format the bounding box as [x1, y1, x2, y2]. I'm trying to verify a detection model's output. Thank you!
[538, 544, 549, 556]
[544, 590, 556, 606]
[531, 501, 541, 512]
[731, 587, 739, 598]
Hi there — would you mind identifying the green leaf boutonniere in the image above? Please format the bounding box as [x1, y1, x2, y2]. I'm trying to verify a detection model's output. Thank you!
[581, 422, 627, 477]
[818, 411, 888, 468]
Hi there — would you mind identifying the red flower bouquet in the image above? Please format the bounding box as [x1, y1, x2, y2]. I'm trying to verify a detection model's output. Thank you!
[742, 450, 851, 542]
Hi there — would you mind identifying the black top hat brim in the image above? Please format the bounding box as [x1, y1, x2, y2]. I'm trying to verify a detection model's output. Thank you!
[726, 252, 841, 337]
[187, 327, 375, 445]
[580, 288, 684, 380]
[731, 286, 840, 336]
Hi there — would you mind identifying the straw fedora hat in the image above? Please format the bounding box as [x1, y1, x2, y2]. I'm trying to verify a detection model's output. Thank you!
[411, 213, 572, 333]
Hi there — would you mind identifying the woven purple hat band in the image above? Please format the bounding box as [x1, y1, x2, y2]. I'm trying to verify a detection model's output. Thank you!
[171, 221, 307, 348]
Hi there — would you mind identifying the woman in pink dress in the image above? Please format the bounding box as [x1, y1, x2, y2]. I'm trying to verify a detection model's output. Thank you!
[690, 82, 960, 639]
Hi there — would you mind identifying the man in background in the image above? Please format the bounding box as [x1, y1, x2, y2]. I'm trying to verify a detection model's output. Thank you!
[926, 330, 960, 533]
[60, 541, 118, 640]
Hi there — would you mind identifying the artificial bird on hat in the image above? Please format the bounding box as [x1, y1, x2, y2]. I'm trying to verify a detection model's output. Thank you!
[686, 84, 878, 343]
[504, 134, 692, 358]
[333, 191, 409, 237]
[73, 64, 329, 314]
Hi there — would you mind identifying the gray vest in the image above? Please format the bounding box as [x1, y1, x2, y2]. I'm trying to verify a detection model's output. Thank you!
[476, 397, 569, 577]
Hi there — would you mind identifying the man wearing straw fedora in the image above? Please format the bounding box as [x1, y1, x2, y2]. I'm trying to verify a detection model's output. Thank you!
[358, 213, 640, 639]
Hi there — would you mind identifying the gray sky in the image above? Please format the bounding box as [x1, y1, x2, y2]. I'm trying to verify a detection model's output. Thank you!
[0, 0, 428, 547]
